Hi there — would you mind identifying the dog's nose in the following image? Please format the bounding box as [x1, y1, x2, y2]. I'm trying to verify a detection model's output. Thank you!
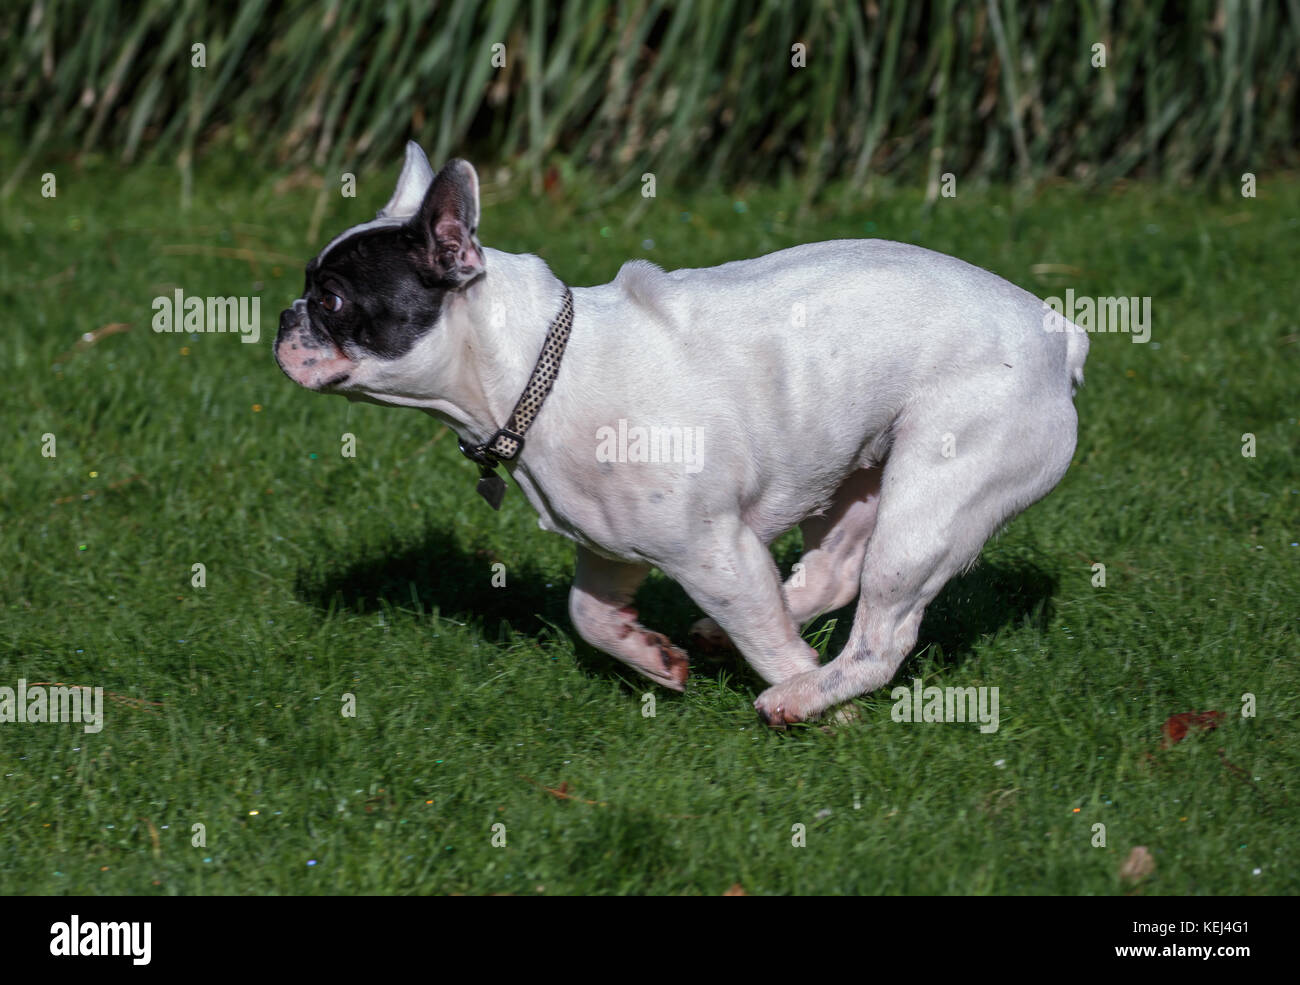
[278, 308, 298, 335]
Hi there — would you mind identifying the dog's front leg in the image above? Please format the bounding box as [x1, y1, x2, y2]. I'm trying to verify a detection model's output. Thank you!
[568, 545, 690, 691]
[664, 520, 821, 687]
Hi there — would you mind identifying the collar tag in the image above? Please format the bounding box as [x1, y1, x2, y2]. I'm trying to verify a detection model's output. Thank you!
[475, 470, 507, 511]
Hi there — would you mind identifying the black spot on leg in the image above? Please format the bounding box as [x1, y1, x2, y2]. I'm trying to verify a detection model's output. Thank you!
[641, 630, 688, 682]
[821, 667, 844, 692]
[658, 645, 678, 673]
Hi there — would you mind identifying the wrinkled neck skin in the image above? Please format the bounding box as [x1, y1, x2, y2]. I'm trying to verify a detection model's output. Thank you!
[348, 248, 566, 444]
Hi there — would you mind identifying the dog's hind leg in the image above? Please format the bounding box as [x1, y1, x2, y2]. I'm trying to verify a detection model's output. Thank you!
[786, 466, 883, 622]
[753, 377, 1078, 726]
[689, 466, 882, 652]
[568, 545, 690, 691]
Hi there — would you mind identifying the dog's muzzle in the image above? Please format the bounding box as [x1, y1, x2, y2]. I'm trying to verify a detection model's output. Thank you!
[273, 301, 353, 390]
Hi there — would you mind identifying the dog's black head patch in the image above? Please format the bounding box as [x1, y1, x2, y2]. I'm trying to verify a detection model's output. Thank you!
[304, 226, 446, 360]
[300, 157, 487, 360]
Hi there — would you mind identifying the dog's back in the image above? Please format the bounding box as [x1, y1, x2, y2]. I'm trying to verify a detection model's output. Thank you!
[607, 238, 1087, 422]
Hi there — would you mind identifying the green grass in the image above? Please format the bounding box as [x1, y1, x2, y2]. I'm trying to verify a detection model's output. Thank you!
[1, 153, 1296, 895]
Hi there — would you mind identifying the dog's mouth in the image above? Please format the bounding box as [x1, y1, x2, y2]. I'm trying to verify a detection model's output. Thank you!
[317, 369, 351, 390]
[276, 353, 355, 392]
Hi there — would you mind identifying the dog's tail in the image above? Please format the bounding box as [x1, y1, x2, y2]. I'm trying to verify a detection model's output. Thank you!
[1065, 321, 1089, 394]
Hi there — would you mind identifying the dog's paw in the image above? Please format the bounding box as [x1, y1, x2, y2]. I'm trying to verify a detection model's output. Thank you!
[688, 617, 735, 655]
[641, 631, 690, 692]
[754, 700, 802, 729]
[753, 686, 809, 729]
[753, 674, 825, 729]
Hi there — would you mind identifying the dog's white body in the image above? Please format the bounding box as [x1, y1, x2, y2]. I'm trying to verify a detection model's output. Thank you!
[278, 146, 1088, 725]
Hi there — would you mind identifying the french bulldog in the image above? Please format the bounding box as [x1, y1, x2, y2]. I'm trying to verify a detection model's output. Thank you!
[275, 141, 1088, 727]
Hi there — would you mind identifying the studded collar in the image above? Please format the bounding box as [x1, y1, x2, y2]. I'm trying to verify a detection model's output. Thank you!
[457, 286, 575, 510]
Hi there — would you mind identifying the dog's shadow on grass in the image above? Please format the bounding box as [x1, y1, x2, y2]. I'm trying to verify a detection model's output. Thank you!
[295, 526, 571, 637]
[295, 526, 708, 692]
[296, 529, 1057, 694]
[799, 554, 1060, 681]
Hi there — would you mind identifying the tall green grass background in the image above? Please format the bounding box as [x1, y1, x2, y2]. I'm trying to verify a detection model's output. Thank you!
[4, 0, 1298, 200]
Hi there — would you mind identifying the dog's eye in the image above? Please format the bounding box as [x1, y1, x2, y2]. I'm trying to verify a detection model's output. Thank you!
[320, 293, 344, 313]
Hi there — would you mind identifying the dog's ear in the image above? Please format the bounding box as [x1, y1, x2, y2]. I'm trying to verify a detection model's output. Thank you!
[411, 158, 484, 286]
[378, 141, 436, 219]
